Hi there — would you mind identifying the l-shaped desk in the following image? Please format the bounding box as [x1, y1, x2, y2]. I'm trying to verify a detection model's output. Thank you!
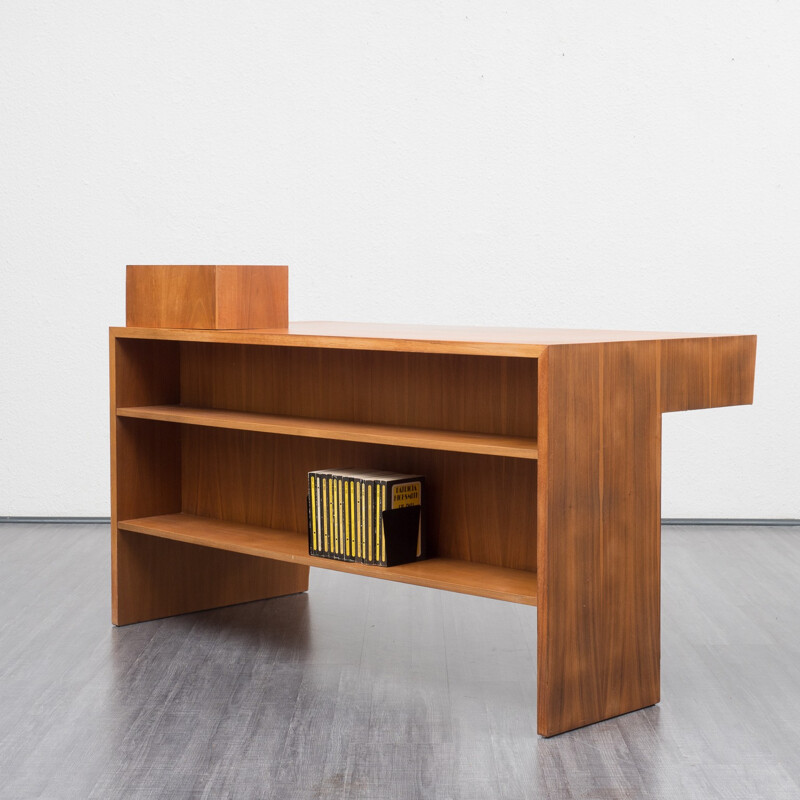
[110, 322, 756, 736]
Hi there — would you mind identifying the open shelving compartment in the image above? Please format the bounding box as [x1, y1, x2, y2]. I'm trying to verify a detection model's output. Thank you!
[112, 334, 539, 610]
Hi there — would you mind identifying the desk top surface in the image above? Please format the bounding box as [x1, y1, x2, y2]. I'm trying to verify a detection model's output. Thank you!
[112, 320, 752, 358]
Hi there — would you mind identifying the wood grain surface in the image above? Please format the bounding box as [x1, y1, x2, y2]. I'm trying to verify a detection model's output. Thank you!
[125, 265, 288, 330]
[537, 342, 662, 737]
[126, 265, 218, 329]
[118, 514, 538, 605]
[178, 341, 538, 439]
[214, 265, 288, 329]
[659, 335, 757, 411]
[114, 321, 756, 363]
[114, 529, 308, 625]
[116, 405, 538, 459]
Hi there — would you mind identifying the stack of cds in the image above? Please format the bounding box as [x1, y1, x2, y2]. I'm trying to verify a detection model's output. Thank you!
[307, 468, 425, 567]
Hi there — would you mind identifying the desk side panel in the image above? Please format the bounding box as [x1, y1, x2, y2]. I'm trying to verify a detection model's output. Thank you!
[537, 341, 661, 736]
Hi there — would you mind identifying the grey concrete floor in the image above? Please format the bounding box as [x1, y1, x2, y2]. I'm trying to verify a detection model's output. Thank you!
[0, 523, 798, 799]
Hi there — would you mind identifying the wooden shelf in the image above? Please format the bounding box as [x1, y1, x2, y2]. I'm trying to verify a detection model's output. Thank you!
[116, 405, 539, 460]
[117, 513, 538, 606]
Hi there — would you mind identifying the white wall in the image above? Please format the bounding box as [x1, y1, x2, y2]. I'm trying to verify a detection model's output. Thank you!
[1, 1, 797, 517]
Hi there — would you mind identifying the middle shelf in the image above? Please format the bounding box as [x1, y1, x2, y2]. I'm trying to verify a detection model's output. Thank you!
[117, 513, 538, 605]
[117, 405, 539, 459]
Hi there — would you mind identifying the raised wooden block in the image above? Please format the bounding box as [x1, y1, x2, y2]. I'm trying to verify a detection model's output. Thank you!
[126, 265, 288, 330]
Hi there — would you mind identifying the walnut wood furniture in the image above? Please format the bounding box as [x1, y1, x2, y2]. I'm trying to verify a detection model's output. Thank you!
[126, 264, 289, 329]
[110, 321, 756, 736]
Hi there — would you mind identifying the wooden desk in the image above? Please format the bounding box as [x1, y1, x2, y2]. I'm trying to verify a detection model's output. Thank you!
[109, 322, 756, 736]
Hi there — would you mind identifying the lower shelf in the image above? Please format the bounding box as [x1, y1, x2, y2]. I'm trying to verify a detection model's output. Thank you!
[117, 513, 538, 606]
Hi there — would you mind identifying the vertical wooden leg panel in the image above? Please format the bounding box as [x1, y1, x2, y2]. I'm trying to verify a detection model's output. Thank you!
[537, 342, 661, 736]
[113, 530, 309, 626]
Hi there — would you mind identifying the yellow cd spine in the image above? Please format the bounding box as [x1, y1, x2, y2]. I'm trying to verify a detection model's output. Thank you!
[310, 474, 317, 553]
